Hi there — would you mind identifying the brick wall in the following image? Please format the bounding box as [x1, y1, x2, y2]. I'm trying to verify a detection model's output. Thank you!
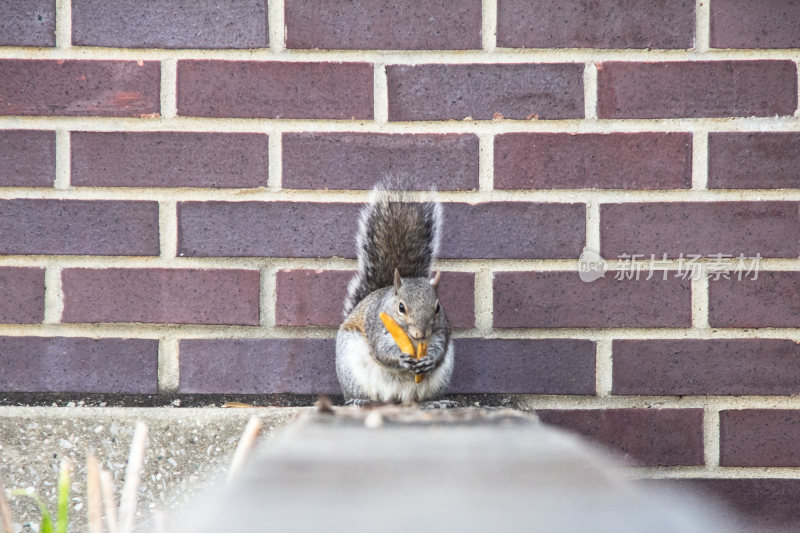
[1, 0, 800, 527]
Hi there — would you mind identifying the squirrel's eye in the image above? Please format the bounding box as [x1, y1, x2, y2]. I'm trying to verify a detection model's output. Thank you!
[398, 302, 406, 314]
[435, 301, 440, 313]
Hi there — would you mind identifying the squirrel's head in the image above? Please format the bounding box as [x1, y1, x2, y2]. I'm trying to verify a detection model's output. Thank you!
[381, 269, 442, 342]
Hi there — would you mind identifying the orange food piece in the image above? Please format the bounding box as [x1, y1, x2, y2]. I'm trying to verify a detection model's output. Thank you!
[379, 312, 426, 384]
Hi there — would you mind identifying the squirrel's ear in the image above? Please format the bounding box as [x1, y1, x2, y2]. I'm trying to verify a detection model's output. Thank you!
[430, 270, 441, 289]
[393, 268, 403, 294]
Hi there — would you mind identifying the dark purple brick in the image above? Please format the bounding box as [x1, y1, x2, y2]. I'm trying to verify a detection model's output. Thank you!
[177, 61, 373, 119]
[711, 0, 800, 49]
[285, 0, 481, 50]
[72, 0, 268, 49]
[441, 203, 585, 259]
[179, 338, 338, 394]
[71, 132, 268, 188]
[0, 130, 55, 187]
[0, 0, 55, 46]
[709, 132, 800, 189]
[0, 199, 159, 256]
[178, 202, 360, 258]
[709, 272, 800, 328]
[62, 268, 260, 325]
[0, 337, 158, 393]
[282, 133, 478, 190]
[387, 63, 584, 121]
[613, 339, 800, 396]
[449, 338, 595, 394]
[0, 60, 160, 117]
[721, 410, 800, 467]
[497, 0, 693, 49]
[0, 268, 45, 324]
[494, 272, 691, 328]
[601, 202, 800, 259]
[658, 479, 800, 531]
[537, 409, 704, 466]
[495, 133, 692, 190]
[597, 61, 798, 119]
[275, 269, 474, 328]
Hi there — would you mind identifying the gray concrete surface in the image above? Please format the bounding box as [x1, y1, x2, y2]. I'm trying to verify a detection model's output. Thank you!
[0, 406, 301, 533]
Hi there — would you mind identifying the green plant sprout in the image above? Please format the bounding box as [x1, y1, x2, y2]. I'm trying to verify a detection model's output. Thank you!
[10, 459, 70, 533]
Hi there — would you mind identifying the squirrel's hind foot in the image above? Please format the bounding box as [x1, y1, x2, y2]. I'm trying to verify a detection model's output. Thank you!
[345, 398, 376, 407]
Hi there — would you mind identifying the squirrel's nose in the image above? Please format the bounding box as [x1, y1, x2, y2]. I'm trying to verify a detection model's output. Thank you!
[407, 327, 425, 340]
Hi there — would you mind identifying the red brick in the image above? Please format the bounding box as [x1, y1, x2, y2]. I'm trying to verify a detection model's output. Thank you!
[711, 0, 800, 49]
[0, 200, 159, 256]
[709, 133, 800, 189]
[0, 60, 160, 117]
[497, 0, 693, 49]
[601, 202, 800, 259]
[72, 0, 268, 49]
[494, 272, 691, 328]
[0, 268, 45, 324]
[613, 339, 800, 396]
[449, 339, 595, 394]
[0, 337, 158, 393]
[537, 409, 704, 466]
[285, 0, 481, 50]
[62, 268, 260, 325]
[495, 133, 692, 190]
[664, 479, 800, 531]
[0, 0, 55, 46]
[179, 338, 338, 394]
[177, 61, 373, 119]
[440, 203, 585, 259]
[721, 410, 800, 467]
[282, 133, 478, 191]
[71, 132, 268, 188]
[709, 272, 800, 328]
[597, 61, 798, 119]
[0, 130, 55, 187]
[386, 64, 584, 121]
[275, 269, 474, 328]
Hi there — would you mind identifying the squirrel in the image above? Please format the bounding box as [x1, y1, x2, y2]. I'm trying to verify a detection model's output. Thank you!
[335, 183, 456, 407]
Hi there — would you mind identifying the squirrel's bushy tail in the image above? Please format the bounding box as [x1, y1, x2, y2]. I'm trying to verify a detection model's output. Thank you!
[344, 183, 442, 316]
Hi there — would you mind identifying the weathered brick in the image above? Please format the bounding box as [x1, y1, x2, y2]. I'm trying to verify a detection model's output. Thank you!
[537, 409, 704, 466]
[275, 269, 475, 328]
[497, 0, 693, 49]
[0, 0, 55, 46]
[386, 64, 584, 121]
[601, 202, 800, 259]
[0, 200, 159, 256]
[285, 0, 481, 50]
[0, 337, 158, 393]
[494, 272, 691, 328]
[659, 479, 800, 531]
[0, 268, 45, 324]
[709, 133, 800, 189]
[178, 202, 360, 258]
[613, 339, 800, 396]
[179, 338, 338, 394]
[495, 133, 692, 190]
[71, 132, 268, 188]
[177, 61, 373, 119]
[72, 0, 268, 49]
[440, 203, 585, 259]
[282, 133, 479, 190]
[449, 339, 595, 394]
[721, 410, 800, 467]
[709, 272, 800, 328]
[0, 130, 55, 187]
[597, 61, 798, 119]
[62, 269, 260, 325]
[711, 0, 800, 49]
[0, 60, 160, 117]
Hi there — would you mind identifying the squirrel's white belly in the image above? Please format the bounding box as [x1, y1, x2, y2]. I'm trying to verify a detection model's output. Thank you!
[337, 330, 453, 403]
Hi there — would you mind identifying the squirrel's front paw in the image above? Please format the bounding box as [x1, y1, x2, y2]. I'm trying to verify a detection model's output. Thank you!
[413, 356, 436, 374]
[399, 354, 418, 371]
